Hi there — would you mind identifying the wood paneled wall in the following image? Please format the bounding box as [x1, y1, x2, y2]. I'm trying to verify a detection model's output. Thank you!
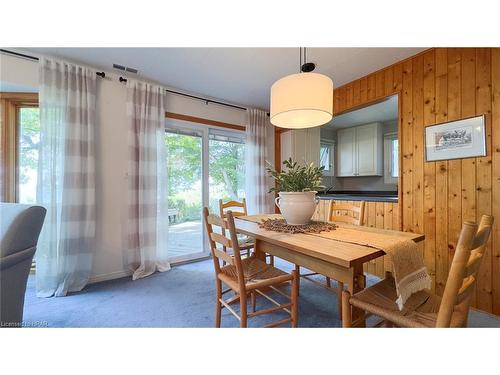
[313, 200, 401, 278]
[332, 48, 500, 315]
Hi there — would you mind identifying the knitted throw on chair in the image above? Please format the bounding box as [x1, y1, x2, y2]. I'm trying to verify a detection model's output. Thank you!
[312, 227, 432, 310]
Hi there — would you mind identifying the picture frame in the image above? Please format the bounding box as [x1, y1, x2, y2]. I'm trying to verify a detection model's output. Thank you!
[424, 114, 486, 162]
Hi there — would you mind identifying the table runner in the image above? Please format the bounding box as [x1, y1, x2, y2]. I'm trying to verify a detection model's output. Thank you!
[239, 215, 431, 310]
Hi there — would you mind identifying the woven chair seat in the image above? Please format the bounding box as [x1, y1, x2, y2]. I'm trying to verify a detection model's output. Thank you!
[220, 257, 288, 287]
[349, 277, 467, 328]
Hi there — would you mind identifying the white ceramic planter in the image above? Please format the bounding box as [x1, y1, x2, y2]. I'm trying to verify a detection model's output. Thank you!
[275, 191, 319, 225]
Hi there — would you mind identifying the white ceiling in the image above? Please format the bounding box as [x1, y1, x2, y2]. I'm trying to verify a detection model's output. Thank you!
[22, 47, 425, 109]
[324, 94, 399, 129]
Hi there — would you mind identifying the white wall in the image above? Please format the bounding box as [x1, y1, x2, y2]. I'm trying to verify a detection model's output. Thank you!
[1, 53, 247, 282]
[0, 54, 38, 92]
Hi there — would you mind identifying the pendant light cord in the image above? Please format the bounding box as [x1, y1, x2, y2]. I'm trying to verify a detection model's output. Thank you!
[299, 47, 308, 73]
[299, 47, 302, 73]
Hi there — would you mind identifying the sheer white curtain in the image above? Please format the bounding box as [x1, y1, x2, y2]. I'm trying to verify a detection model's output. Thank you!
[36, 57, 96, 297]
[245, 109, 275, 214]
[126, 80, 170, 280]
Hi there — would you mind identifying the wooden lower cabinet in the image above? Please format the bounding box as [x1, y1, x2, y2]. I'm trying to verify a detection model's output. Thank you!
[313, 199, 403, 278]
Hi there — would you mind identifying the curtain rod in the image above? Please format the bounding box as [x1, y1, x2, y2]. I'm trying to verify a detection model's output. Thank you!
[0, 49, 106, 78]
[120, 76, 270, 115]
[118, 76, 249, 112]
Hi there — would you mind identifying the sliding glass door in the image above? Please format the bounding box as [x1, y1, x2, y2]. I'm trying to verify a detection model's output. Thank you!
[208, 129, 245, 212]
[166, 126, 205, 262]
[165, 121, 245, 263]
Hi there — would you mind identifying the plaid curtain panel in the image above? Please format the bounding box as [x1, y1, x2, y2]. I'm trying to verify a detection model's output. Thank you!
[245, 109, 275, 214]
[127, 80, 170, 280]
[36, 57, 96, 297]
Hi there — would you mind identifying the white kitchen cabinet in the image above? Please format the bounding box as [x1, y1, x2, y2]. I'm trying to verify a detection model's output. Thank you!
[337, 127, 355, 176]
[337, 122, 383, 177]
[280, 128, 320, 167]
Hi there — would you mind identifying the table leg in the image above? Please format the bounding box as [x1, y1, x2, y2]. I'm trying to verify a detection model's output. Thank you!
[348, 264, 366, 327]
[253, 238, 266, 261]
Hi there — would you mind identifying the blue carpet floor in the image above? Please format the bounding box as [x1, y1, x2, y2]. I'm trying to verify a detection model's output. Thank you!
[23, 258, 500, 328]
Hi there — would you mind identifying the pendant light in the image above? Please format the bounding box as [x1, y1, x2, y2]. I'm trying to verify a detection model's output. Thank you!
[270, 47, 333, 129]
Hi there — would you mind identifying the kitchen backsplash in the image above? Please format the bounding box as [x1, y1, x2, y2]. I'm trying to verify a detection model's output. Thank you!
[340, 176, 397, 191]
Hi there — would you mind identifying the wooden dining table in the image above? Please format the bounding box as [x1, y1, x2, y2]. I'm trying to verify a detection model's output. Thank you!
[234, 214, 425, 326]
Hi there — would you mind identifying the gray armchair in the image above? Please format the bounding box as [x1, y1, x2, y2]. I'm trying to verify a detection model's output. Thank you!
[1, 203, 46, 327]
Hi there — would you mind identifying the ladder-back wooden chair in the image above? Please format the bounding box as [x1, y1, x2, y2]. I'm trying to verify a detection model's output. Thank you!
[342, 215, 494, 328]
[328, 201, 365, 226]
[296, 200, 365, 319]
[203, 207, 298, 328]
[219, 198, 274, 265]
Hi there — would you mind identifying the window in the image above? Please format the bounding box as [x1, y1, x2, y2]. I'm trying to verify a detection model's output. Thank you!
[18, 107, 40, 203]
[320, 140, 335, 176]
[0, 93, 39, 202]
[384, 132, 398, 184]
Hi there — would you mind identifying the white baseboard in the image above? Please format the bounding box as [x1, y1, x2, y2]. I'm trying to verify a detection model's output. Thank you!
[89, 269, 133, 284]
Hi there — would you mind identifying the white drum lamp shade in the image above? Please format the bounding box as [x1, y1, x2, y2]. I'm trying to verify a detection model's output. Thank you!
[270, 72, 333, 129]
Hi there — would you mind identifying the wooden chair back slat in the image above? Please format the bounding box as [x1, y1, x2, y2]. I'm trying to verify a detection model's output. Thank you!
[329, 215, 360, 225]
[219, 199, 247, 220]
[436, 215, 494, 327]
[210, 232, 232, 248]
[220, 200, 247, 211]
[328, 201, 365, 226]
[330, 203, 362, 213]
[464, 251, 483, 278]
[206, 213, 224, 227]
[456, 276, 476, 305]
[229, 211, 246, 217]
[213, 248, 234, 265]
[471, 225, 491, 249]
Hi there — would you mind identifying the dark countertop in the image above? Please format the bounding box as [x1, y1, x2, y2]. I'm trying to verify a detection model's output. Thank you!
[317, 191, 398, 203]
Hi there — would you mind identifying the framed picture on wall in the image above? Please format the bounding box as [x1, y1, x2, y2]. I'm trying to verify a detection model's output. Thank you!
[424, 115, 486, 162]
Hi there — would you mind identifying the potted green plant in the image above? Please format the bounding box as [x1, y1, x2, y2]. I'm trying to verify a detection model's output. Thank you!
[266, 158, 325, 225]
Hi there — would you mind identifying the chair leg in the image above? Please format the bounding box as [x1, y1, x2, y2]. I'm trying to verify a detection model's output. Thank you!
[295, 264, 301, 296]
[240, 291, 248, 328]
[326, 277, 331, 288]
[251, 291, 256, 313]
[337, 281, 344, 320]
[341, 291, 352, 328]
[215, 280, 222, 328]
[291, 271, 299, 328]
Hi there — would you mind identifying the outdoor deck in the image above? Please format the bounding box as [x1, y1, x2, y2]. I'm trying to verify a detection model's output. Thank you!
[168, 220, 204, 259]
